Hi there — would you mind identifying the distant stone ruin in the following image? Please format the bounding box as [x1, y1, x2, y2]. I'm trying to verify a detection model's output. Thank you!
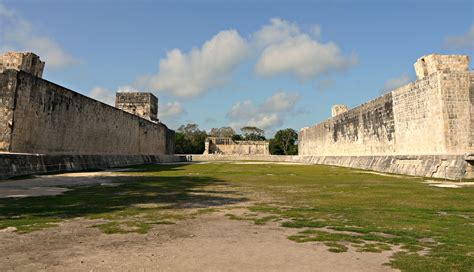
[203, 137, 269, 155]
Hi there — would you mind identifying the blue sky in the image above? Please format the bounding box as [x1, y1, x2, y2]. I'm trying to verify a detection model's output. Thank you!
[1, 0, 473, 136]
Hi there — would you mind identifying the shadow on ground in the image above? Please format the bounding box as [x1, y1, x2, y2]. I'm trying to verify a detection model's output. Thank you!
[0, 164, 247, 229]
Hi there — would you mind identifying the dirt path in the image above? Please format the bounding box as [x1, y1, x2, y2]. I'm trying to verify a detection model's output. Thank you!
[0, 212, 397, 271]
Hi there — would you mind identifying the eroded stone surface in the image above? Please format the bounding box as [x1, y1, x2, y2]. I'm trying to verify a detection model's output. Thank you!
[0, 67, 174, 155]
[299, 54, 473, 160]
[0, 52, 44, 78]
[115, 92, 159, 122]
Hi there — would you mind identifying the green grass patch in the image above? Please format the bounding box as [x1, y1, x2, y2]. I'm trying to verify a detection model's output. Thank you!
[0, 162, 473, 271]
[92, 221, 151, 234]
[324, 242, 348, 253]
[356, 242, 392, 253]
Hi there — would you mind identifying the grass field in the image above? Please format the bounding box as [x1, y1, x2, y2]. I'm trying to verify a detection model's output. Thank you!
[0, 162, 473, 271]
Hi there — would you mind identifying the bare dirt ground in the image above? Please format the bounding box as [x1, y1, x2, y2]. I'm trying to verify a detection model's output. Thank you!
[0, 211, 397, 271]
[0, 171, 128, 198]
[0, 166, 413, 271]
[0, 168, 398, 271]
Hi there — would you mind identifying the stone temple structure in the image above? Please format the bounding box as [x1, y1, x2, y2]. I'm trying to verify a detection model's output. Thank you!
[203, 137, 269, 155]
[0, 52, 181, 179]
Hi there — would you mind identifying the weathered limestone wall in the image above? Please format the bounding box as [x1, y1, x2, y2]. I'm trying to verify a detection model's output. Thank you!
[390, 73, 446, 154]
[470, 73, 474, 149]
[0, 70, 16, 151]
[299, 54, 473, 157]
[440, 72, 472, 154]
[204, 137, 269, 155]
[0, 70, 175, 155]
[414, 54, 469, 80]
[299, 93, 395, 156]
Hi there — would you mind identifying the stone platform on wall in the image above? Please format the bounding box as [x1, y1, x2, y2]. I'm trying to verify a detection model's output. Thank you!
[191, 154, 473, 180]
[0, 153, 187, 179]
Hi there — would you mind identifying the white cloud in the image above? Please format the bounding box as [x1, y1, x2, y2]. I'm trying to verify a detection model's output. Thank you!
[227, 91, 299, 132]
[444, 25, 474, 49]
[381, 74, 412, 93]
[254, 18, 357, 80]
[160, 101, 183, 118]
[0, 3, 77, 68]
[239, 113, 282, 131]
[261, 91, 299, 112]
[89, 86, 116, 106]
[135, 30, 249, 98]
[227, 100, 258, 120]
[134, 17, 355, 99]
[252, 18, 299, 48]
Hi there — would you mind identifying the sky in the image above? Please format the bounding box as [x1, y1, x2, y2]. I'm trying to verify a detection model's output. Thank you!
[0, 0, 473, 136]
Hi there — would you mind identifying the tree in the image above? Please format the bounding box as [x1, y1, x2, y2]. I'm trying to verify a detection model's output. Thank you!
[209, 127, 235, 138]
[175, 124, 207, 154]
[232, 134, 243, 141]
[269, 128, 298, 155]
[175, 132, 192, 154]
[241, 126, 266, 141]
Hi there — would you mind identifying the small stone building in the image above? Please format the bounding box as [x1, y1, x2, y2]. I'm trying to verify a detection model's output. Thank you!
[204, 137, 269, 155]
[115, 92, 159, 122]
[0, 52, 45, 78]
[331, 105, 348, 117]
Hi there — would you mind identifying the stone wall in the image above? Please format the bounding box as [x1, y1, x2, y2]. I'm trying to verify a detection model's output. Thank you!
[299, 54, 473, 157]
[470, 73, 474, 149]
[0, 153, 186, 179]
[299, 93, 395, 156]
[414, 54, 469, 80]
[191, 155, 474, 180]
[390, 73, 446, 154]
[203, 137, 269, 155]
[0, 69, 175, 155]
[0, 70, 16, 151]
[190, 154, 473, 180]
